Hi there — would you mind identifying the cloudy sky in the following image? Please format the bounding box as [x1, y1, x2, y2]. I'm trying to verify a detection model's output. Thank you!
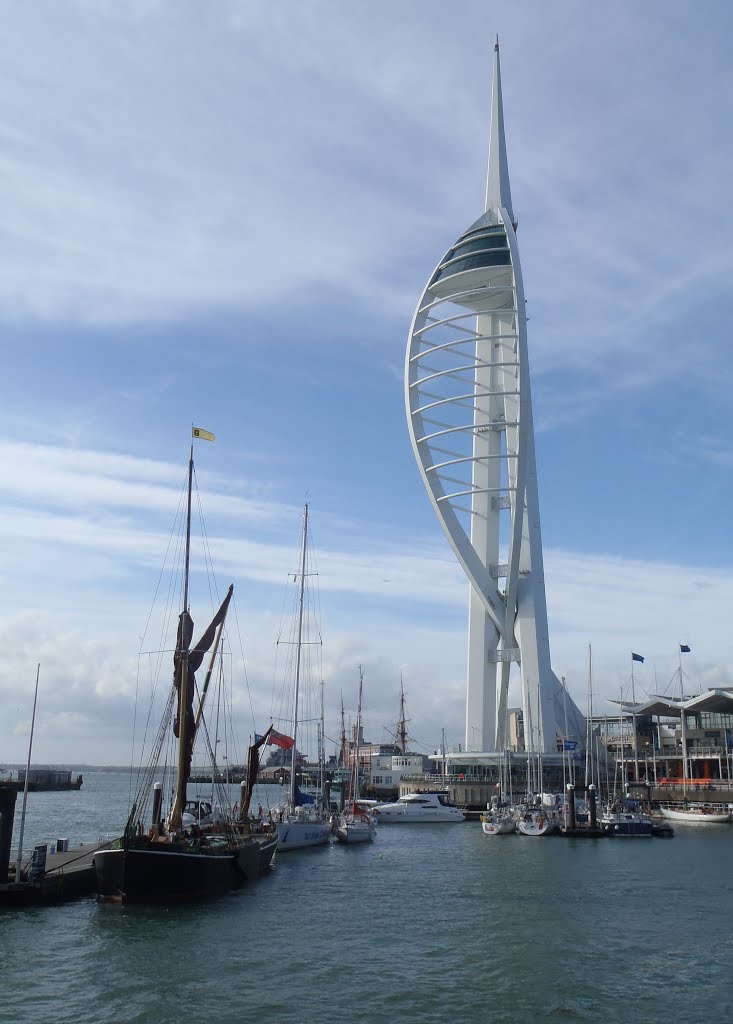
[1, 0, 732, 766]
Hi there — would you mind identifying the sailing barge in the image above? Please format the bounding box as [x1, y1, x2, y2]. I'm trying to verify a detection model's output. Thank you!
[95, 433, 277, 903]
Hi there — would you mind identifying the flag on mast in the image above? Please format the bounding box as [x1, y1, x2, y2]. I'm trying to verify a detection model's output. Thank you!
[679, 644, 691, 653]
[631, 653, 644, 663]
[192, 427, 215, 442]
[268, 729, 295, 750]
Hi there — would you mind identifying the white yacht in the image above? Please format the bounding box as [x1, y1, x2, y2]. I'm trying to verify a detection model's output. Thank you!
[373, 791, 466, 823]
[516, 807, 559, 836]
[274, 803, 332, 850]
[335, 806, 377, 844]
[480, 810, 516, 835]
[659, 803, 731, 825]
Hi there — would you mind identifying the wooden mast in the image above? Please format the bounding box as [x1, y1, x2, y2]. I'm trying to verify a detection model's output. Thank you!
[169, 444, 195, 831]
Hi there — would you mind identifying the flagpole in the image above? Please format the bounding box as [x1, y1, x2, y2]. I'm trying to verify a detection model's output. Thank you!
[679, 646, 688, 797]
[619, 684, 626, 792]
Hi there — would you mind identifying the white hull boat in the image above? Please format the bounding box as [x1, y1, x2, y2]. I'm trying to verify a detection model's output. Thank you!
[516, 811, 558, 836]
[275, 814, 332, 850]
[660, 804, 731, 824]
[335, 812, 376, 844]
[481, 814, 515, 835]
[373, 791, 466, 823]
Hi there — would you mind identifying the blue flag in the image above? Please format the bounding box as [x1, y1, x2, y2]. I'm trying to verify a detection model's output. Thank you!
[680, 644, 691, 653]
[632, 652, 644, 663]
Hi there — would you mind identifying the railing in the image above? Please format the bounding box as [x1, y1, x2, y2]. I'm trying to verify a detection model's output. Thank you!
[654, 780, 733, 791]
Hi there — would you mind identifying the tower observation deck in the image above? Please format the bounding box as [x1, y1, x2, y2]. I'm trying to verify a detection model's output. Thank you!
[405, 39, 586, 756]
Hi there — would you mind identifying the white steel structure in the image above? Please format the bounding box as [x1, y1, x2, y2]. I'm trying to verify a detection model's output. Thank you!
[405, 40, 585, 755]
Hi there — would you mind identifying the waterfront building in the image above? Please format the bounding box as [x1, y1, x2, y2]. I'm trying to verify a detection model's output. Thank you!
[611, 688, 733, 786]
[368, 752, 430, 798]
[405, 39, 585, 758]
[341, 731, 432, 798]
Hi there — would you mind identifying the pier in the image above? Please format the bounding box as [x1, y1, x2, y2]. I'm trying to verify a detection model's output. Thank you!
[0, 841, 106, 906]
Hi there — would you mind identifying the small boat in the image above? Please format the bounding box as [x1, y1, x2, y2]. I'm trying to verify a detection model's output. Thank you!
[659, 803, 731, 824]
[601, 797, 653, 837]
[373, 791, 466, 823]
[480, 810, 515, 835]
[181, 799, 228, 828]
[335, 669, 376, 845]
[272, 504, 332, 851]
[94, 433, 277, 903]
[335, 804, 376, 844]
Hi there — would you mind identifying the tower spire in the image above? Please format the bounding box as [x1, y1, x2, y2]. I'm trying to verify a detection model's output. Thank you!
[485, 36, 515, 225]
[406, 39, 588, 757]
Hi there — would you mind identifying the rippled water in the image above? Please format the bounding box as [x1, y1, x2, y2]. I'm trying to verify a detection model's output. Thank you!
[2, 771, 732, 1024]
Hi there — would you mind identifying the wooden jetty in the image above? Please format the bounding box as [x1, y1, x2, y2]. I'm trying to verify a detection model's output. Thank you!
[0, 782, 114, 906]
[0, 841, 109, 906]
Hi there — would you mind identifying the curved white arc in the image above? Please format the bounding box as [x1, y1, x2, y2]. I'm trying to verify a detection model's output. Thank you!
[405, 291, 507, 637]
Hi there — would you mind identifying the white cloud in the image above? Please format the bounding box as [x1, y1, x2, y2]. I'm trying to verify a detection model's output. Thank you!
[1, 438, 731, 763]
[0, 4, 732, 768]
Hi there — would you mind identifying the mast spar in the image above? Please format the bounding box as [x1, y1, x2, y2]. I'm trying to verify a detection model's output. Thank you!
[396, 675, 409, 755]
[170, 442, 233, 831]
[169, 445, 195, 830]
[288, 504, 309, 810]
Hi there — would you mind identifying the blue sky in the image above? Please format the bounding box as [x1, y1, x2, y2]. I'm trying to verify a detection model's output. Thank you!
[1, 1, 732, 765]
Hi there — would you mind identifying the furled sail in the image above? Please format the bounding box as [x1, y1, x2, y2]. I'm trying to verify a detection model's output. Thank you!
[173, 584, 234, 755]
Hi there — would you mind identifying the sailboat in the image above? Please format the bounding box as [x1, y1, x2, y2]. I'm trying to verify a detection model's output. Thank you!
[272, 504, 332, 851]
[94, 432, 277, 903]
[481, 784, 516, 835]
[335, 668, 376, 844]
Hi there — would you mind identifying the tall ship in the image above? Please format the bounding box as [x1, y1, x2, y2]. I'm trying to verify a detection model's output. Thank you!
[95, 431, 277, 903]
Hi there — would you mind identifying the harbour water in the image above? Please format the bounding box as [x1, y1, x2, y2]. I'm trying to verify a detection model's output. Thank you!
[1, 770, 732, 1023]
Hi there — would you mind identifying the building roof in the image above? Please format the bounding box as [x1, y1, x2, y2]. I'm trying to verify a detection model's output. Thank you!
[616, 687, 733, 719]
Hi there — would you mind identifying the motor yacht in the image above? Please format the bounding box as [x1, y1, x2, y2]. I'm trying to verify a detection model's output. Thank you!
[373, 791, 466, 823]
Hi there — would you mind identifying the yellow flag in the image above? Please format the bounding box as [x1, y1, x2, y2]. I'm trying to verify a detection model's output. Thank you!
[192, 427, 215, 442]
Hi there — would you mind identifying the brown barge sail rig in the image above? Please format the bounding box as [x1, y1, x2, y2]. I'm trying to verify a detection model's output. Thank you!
[94, 432, 276, 903]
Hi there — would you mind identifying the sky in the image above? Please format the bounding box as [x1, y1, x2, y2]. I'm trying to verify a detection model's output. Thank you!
[1, 0, 732, 766]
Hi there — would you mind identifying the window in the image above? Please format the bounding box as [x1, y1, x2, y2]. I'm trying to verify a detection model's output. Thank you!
[431, 248, 511, 286]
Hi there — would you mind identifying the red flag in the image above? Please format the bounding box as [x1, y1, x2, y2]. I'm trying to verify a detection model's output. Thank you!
[269, 729, 295, 750]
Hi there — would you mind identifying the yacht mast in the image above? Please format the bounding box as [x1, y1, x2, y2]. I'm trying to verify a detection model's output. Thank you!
[318, 678, 325, 813]
[288, 504, 309, 809]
